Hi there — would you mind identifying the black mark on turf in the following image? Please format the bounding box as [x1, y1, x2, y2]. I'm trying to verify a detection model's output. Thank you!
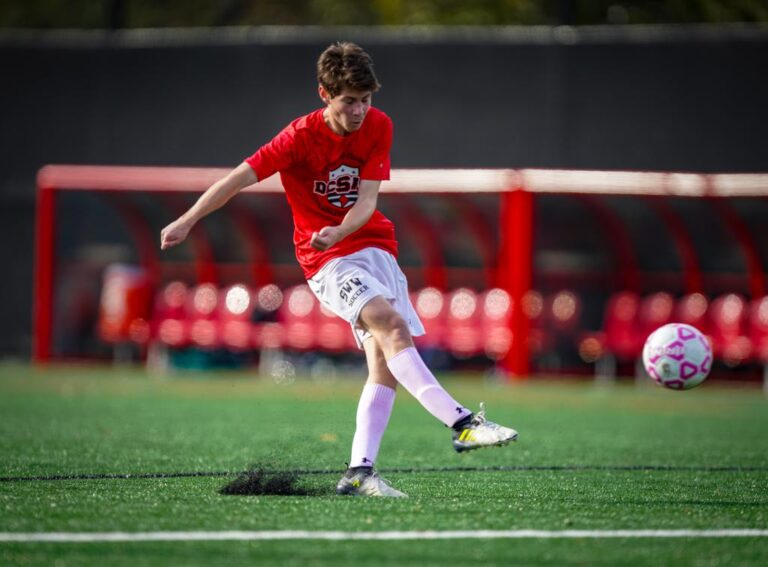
[219, 466, 320, 497]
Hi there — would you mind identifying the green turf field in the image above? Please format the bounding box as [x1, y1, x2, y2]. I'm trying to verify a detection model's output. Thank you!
[1, 362, 767, 566]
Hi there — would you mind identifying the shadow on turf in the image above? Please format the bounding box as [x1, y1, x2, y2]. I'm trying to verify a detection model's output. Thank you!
[219, 466, 328, 497]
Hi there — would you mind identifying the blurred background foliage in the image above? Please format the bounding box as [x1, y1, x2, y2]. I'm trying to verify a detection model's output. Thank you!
[1, 0, 767, 29]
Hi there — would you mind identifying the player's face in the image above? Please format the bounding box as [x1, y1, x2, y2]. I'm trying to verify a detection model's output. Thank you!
[321, 87, 372, 135]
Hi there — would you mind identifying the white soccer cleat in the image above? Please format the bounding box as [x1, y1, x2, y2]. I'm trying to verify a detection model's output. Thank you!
[452, 402, 518, 453]
[336, 468, 408, 498]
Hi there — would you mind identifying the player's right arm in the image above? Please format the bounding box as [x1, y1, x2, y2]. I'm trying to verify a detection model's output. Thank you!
[160, 162, 257, 250]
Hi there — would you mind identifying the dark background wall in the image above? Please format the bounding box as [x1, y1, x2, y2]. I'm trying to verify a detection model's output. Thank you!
[1, 27, 767, 356]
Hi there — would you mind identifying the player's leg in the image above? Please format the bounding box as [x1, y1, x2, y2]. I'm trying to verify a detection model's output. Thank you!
[358, 296, 518, 452]
[358, 296, 469, 426]
[307, 248, 517, 454]
[349, 336, 397, 469]
[336, 337, 406, 497]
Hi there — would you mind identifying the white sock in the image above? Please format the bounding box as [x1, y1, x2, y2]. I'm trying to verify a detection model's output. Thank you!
[349, 383, 396, 468]
[386, 347, 471, 427]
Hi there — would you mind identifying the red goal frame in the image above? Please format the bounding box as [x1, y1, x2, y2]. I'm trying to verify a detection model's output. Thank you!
[33, 165, 768, 377]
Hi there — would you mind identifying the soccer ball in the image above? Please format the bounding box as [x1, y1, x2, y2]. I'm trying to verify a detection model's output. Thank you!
[642, 323, 712, 390]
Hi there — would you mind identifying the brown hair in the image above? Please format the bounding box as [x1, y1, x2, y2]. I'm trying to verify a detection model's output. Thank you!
[317, 42, 381, 98]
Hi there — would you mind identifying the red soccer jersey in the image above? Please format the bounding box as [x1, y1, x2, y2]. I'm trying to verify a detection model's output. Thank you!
[245, 106, 397, 279]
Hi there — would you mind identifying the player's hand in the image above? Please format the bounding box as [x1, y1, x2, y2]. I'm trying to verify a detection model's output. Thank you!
[310, 226, 343, 251]
[160, 218, 193, 250]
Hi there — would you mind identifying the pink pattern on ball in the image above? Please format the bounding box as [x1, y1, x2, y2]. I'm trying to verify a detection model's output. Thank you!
[680, 361, 698, 380]
[665, 340, 685, 361]
[678, 326, 696, 341]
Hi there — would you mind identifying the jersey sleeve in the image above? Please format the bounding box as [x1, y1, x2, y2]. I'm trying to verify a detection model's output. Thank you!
[360, 113, 392, 181]
[245, 126, 297, 182]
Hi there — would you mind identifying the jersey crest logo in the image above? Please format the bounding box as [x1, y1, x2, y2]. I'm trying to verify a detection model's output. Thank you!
[313, 164, 360, 208]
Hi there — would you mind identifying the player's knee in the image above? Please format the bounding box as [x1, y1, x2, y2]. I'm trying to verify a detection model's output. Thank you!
[388, 318, 411, 345]
[380, 313, 411, 347]
[360, 299, 413, 352]
[367, 309, 408, 339]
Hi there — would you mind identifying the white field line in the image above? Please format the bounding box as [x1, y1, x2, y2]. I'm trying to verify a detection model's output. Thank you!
[1, 530, 768, 543]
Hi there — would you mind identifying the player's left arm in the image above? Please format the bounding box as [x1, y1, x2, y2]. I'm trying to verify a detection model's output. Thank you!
[310, 179, 381, 251]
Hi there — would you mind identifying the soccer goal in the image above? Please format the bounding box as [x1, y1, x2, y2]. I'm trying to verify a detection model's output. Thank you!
[33, 165, 768, 382]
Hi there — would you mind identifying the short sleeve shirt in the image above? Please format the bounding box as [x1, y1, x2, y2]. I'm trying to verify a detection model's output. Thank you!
[246, 107, 397, 279]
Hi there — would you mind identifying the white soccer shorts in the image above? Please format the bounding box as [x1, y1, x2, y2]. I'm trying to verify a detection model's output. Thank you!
[307, 247, 425, 348]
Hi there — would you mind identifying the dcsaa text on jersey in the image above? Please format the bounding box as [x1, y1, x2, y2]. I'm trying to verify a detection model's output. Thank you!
[313, 164, 360, 208]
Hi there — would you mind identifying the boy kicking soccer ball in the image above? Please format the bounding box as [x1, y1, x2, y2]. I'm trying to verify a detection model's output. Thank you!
[160, 42, 518, 497]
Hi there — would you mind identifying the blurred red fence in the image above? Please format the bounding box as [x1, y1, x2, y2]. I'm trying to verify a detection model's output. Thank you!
[34, 166, 768, 380]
